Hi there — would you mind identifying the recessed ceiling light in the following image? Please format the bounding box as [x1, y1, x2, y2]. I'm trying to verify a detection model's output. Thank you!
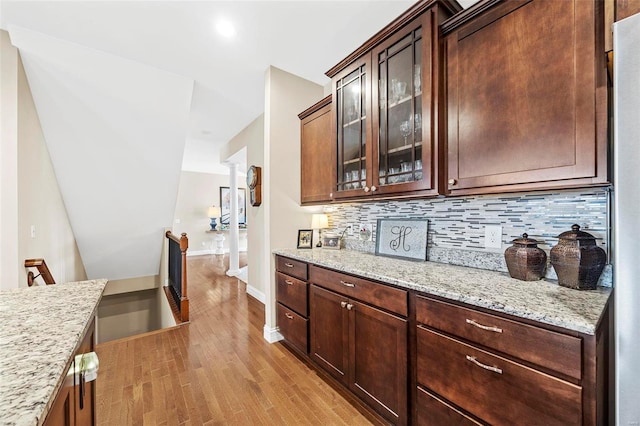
[202, 130, 212, 135]
[215, 18, 236, 39]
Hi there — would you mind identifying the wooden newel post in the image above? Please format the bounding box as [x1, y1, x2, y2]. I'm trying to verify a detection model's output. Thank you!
[179, 232, 189, 322]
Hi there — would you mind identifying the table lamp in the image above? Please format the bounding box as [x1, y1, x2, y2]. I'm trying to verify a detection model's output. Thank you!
[207, 206, 221, 231]
[311, 213, 329, 247]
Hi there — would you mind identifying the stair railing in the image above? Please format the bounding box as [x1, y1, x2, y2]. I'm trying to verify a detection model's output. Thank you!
[165, 230, 189, 322]
[24, 258, 56, 286]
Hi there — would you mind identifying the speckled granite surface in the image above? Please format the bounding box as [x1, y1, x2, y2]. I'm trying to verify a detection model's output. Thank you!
[0, 279, 107, 426]
[273, 249, 611, 335]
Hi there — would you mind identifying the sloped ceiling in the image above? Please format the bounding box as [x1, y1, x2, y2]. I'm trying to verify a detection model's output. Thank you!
[10, 26, 194, 280]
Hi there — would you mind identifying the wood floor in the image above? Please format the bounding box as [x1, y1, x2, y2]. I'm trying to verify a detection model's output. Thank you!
[95, 254, 375, 425]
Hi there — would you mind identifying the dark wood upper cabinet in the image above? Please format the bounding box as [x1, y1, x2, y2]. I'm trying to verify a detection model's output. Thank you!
[616, 0, 640, 20]
[443, 0, 609, 195]
[326, 0, 461, 201]
[299, 96, 334, 205]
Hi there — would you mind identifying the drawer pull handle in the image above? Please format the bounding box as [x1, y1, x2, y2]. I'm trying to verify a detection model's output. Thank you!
[340, 301, 348, 308]
[466, 355, 502, 374]
[284, 263, 294, 268]
[346, 303, 354, 311]
[285, 279, 294, 285]
[285, 313, 294, 320]
[340, 280, 355, 288]
[466, 319, 502, 333]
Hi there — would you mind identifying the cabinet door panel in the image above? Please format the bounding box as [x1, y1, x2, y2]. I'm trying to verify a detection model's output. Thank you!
[309, 285, 349, 384]
[446, 0, 606, 193]
[373, 12, 438, 196]
[350, 300, 408, 425]
[300, 97, 333, 204]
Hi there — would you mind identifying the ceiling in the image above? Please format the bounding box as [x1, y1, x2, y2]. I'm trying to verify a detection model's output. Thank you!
[1, 0, 477, 174]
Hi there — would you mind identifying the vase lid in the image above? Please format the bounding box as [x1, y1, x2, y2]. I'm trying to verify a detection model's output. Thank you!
[511, 233, 541, 247]
[556, 224, 597, 241]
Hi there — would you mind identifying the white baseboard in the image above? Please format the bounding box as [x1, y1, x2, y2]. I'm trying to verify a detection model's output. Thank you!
[187, 249, 214, 257]
[187, 248, 247, 257]
[246, 285, 265, 304]
[263, 325, 284, 343]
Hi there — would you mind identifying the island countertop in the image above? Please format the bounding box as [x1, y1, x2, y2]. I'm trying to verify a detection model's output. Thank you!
[0, 279, 107, 426]
[273, 248, 611, 335]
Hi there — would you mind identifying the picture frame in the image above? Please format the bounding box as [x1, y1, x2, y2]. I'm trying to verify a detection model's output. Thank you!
[297, 229, 313, 249]
[322, 235, 341, 250]
[220, 187, 246, 225]
[375, 218, 428, 261]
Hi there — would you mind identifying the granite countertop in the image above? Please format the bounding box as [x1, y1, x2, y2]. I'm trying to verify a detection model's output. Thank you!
[273, 249, 611, 335]
[0, 279, 107, 426]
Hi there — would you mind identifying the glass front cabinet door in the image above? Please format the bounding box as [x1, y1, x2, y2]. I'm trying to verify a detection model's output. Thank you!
[333, 57, 372, 199]
[331, 8, 442, 200]
[373, 15, 436, 196]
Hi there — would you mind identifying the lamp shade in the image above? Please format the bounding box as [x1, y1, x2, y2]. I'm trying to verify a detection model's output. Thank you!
[311, 213, 329, 229]
[207, 206, 221, 218]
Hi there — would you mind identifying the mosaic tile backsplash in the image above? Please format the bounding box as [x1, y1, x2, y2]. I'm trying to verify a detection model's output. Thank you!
[322, 188, 612, 287]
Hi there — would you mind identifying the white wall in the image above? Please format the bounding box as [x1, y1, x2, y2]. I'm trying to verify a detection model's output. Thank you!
[172, 170, 246, 255]
[262, 66, 324, 341]
[17, 52, 86, 285]
[1, 30, 85, 289]
[0, 30, 20, 289]
[223, 115, 264, 300]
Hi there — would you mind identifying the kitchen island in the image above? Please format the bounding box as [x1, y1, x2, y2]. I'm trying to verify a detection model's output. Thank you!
[0, 279, 107, 426]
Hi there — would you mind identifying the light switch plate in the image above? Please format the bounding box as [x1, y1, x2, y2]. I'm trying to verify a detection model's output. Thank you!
[485, 225, 502, 249]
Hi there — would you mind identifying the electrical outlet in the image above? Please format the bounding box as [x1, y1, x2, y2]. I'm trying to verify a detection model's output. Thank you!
[348, 224, 355, 236]
[30, 225, 36, 239]
[485, 225, 502, 249]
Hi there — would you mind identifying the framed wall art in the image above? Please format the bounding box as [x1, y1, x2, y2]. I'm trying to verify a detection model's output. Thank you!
[375, 218, 428, 261]
[220, 187, 246, 225]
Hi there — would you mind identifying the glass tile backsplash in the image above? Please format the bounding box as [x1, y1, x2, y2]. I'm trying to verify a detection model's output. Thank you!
[323, 187, 612, 286]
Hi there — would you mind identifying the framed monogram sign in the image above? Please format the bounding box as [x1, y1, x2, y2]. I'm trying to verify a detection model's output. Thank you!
[375, 218, 428, 261]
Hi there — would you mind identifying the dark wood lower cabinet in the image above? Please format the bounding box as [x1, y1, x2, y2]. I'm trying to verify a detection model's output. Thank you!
[309, 284, 350, 384]
[310, 284, 408, 425]
[416, 387, 481, 426]
[417, 326, 582, 425]
[44, 318, 96, 426]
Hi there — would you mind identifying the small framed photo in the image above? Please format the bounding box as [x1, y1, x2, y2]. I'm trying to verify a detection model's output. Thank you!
[322, 235, 341, 250]
[375, 218, 428, 261]
[297, 229, 313, 249]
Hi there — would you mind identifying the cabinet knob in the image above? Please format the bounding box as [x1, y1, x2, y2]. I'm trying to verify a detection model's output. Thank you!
[448, 178, 457, 186]
[346, 303, 354, 311]
[371, 185, 377, 192]
[363, 186, 370, 193]
[340, 301, 347, 308]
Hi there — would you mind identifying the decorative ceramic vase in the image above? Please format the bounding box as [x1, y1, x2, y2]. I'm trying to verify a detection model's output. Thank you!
[550, 224, 606, 290]
[504, 233, 547, 281]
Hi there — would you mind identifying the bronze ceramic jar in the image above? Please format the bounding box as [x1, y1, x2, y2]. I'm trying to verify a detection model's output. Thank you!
[504, 233, 547, 281]
[550, 224, 606, 290]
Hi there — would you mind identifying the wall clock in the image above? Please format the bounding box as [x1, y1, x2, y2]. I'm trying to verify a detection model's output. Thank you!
[246, 165, 262, 206]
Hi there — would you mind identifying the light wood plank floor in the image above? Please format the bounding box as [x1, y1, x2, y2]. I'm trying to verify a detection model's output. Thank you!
[96, 254, 375, 425]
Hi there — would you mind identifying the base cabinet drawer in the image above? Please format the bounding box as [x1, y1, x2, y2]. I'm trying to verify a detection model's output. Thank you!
[277, 303, 308, 353]
[416, 387, 481, 426]
[276, 256, 308, 281]
[415, 295, 582, 380]
[276, 272, 308, 316]
[417, 326, 582, 426]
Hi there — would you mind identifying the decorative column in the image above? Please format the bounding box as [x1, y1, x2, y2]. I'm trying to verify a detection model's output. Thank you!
[226, 162, 241, 277]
